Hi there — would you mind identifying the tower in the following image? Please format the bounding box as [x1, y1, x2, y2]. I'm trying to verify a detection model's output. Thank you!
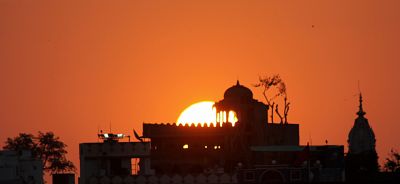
[346, 94, 379, 180]
[348, 94, 376, 154]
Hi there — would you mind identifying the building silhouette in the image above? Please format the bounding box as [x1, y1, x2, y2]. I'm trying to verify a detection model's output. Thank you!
[346, 94, 379, 181]
[0, 150, 43, 184]
[79, 81, 345, 184]
[348, 94, 376, 154]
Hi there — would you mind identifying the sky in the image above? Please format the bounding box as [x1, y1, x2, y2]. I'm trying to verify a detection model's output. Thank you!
[1, 0, 400, 180]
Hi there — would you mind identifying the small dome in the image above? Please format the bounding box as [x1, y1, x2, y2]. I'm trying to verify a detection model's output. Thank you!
[223, 80, 253, 100]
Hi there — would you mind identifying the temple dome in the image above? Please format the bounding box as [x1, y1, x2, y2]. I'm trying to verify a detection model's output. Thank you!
[347, 94, 376, 154]
[223, 80, 253, 101]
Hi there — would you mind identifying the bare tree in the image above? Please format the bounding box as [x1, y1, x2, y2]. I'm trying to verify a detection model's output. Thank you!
[277, 81, 290, 124]
[284, 97, 290, 124]
[275, 104, 283, 124]
[254, 74, 289, 123]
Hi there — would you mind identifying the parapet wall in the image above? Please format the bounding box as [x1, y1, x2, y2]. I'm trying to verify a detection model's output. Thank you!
[142, 123, 236, 138]
[86, 173, 237, 184]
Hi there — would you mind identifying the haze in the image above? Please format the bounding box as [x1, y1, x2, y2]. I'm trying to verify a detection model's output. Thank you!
[1, 0, 399, 178]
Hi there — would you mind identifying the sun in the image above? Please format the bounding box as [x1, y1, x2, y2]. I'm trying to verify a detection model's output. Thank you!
[177, 101, 238, 127]
[177, 101, 216, 126]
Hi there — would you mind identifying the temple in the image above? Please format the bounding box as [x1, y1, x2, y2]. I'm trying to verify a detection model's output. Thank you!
[79, 81, 345, 184]
[348, 94, 376, 154]
[143, 81, 300, 175]
[346, 94, 379, 180]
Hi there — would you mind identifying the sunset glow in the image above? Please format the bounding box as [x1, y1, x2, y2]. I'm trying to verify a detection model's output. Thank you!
[177, 101, 216, 126]
[2, 1, 400, 182]
[177, 101, 238, 126]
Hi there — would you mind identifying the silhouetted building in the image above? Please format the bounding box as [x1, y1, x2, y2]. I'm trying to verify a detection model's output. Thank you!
[346, 94, 379, 181]
[348, 94, 376, 154]
[143, 81, 344, 183]
[79, 81, 345, 184]
[79, 134, 154, 184]
[53, 173, 75, 184]
[0, 150, 43, 184]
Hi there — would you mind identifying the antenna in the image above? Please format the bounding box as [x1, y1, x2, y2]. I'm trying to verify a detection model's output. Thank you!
[109, 121, 112, 133]
[97, 124, 100, 142]
[357, 80, 361, 94]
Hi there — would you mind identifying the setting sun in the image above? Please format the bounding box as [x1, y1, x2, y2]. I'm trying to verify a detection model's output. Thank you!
[177, 101, 238, 126]
[177, 101, 216, 126]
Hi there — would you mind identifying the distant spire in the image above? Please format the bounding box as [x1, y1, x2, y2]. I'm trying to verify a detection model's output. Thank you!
[236, 80, 240, 86]
[357, 93, 366, 117]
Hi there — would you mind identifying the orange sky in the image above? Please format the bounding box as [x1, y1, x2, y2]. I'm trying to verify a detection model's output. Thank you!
[1, 0, 399, 179]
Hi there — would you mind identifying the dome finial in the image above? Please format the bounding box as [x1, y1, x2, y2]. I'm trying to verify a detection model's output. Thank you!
[357, 93, 366, 117]
[236, 80, 240, 86]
